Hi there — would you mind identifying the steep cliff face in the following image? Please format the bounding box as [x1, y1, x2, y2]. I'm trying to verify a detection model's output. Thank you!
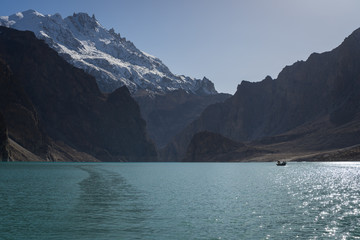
[163, 28, 360, 161]
[0, 27, 157, 161]
[0, 59, 48, 159]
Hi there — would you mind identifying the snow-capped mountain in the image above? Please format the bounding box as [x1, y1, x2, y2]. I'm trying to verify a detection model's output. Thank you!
[0, 9, 217, 95]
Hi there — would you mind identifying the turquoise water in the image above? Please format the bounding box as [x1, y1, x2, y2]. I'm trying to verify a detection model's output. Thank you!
[1, 162, 360, 239]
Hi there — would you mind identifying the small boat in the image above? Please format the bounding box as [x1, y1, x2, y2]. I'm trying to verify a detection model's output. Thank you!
[276, 161, 287, 166]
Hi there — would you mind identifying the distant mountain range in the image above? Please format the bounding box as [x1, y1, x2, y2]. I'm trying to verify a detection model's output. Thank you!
[162, 27, 360, 162]
[0, 10, 217, 95]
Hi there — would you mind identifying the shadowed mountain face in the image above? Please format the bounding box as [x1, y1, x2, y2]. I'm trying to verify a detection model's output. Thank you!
[183, 131, 274, 162]
[0, 58, 47, 159]
[162, 28, 360, 161]
[0, 27, 157, 162]
[183, 131, 241, 162]
[135, 90, 230, 148]
[0, 112, 9, 161]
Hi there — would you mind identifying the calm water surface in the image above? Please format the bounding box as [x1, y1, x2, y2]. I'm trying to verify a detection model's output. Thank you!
[1, 162, 360, 239]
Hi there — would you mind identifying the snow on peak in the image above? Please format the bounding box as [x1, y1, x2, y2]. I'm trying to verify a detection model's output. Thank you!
[17, 9, 45, 19]
[0, 10, 217, 95]
[15, 12, 24, 19]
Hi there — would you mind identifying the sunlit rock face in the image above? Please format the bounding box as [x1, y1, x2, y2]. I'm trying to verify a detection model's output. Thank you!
[0, 10, 217, 95]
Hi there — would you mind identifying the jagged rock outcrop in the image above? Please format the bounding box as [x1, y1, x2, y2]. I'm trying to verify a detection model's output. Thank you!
[162, 27, 360, 161]
[0, 26, 157, 162]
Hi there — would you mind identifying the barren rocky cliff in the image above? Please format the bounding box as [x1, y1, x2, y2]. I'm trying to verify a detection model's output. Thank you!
[163, 28, 360, 162]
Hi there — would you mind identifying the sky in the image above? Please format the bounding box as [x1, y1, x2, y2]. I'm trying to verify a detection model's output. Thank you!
[1, 0, 360, 94]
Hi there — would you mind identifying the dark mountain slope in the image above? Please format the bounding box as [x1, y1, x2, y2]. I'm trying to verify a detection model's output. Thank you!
[0, 112, 9, 161]
[0, 59, 48, 159]
[162, 28, 360, 161]
[183, 131, 274, 162]
[0, 27, 157, 161]
[135, 90, 230, 148]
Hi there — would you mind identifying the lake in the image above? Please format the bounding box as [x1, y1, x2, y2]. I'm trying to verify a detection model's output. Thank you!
[1, 162, 360, 239]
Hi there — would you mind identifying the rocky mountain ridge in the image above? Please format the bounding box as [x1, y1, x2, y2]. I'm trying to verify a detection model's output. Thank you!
[163, 27, 360, 161]
[0, 9, 217, 95]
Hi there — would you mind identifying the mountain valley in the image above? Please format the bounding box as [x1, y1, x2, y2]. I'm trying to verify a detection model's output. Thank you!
[1, 10, 360, 162]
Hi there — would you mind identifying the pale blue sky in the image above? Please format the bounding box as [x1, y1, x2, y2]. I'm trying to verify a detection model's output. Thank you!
[1, 0, 360, 93]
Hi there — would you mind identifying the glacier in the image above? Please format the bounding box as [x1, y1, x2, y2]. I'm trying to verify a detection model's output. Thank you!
[0, 9, 217, 95]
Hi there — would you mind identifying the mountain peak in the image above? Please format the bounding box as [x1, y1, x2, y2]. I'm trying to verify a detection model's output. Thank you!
[20, 9, 44, 18]
[70, 12, 99, 26]
[66, 12, 101, 32]
[0, 10, 218, 95]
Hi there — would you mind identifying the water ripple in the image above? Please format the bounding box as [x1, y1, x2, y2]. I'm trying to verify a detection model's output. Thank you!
[1, 162, 360, 239]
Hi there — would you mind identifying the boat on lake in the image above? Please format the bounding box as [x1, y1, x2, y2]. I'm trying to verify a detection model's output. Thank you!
[276, 161, 287, 166]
